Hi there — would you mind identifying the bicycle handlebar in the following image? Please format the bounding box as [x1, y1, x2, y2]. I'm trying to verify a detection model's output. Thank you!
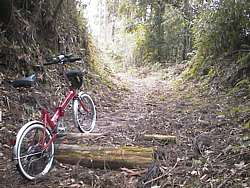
[43, 58, 59, 66]
[44, 54, 82, 66]
[68, 57, 82, 62]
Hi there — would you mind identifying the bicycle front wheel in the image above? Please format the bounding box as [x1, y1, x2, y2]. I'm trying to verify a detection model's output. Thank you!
[15, 123, 54, 180]
[74, 92, 96, 133]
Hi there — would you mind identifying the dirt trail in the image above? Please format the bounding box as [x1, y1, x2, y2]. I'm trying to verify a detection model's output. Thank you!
[96, 72, 169, 132]
[0, 68, 249, 187]
[91, 71, 177, 149]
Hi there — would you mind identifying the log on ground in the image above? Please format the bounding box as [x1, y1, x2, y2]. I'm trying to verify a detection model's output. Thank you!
[66, 132, 105, 139]
[143, 134, 176, 143]
[55, 133, 105, 144]
[55, 144, 154, 169]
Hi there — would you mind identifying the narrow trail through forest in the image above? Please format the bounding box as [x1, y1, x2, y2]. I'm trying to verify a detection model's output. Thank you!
[47, 68, 249, 187]
[0, 67, 249, 187]
[96, 71, 171, 137]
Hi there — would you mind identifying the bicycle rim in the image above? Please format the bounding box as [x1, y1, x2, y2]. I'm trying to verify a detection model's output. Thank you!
[16, 124, 54, 180]
[74, 93, 96, 133]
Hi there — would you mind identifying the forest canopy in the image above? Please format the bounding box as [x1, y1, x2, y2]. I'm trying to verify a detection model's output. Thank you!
[115, 0, 250, 64]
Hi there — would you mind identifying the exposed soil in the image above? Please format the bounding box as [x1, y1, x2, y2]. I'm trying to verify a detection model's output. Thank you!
[0, 66, 249, 187]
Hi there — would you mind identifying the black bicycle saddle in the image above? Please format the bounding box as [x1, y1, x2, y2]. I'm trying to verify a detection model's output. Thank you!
[12, 74, 36, 88]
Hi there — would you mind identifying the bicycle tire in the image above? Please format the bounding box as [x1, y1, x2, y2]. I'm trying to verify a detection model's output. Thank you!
[15, 123, 54, 180]
[73, 92, 96, 133]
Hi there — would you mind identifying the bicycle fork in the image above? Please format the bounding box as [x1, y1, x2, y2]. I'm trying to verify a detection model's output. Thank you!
[75, 96, 90, 113]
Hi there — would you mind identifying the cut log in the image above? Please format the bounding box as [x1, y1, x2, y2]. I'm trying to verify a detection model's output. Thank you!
[143, 134, 176, 143]
[55, 133, 106, 144]
[55, 144, 154, 169]
[66, 132, 105, 139]
[59, 133, 175, 143]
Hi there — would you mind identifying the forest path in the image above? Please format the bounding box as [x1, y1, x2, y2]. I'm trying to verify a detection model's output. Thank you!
[1, 66, 249, 188]
[61, 66, 249, 187]
[95, 70, 171, 139]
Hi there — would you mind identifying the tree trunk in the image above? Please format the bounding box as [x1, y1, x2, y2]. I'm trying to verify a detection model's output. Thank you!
[55, 144, 154, 169]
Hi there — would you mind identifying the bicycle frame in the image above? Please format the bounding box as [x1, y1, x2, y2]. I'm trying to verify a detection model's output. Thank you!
[39, 89, 77, 150]
[42, 89, 77, 129]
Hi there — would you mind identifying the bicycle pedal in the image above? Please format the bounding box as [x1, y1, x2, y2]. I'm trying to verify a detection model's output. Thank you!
[57, 126, 66, 132]
[56, 126, 67, 137]
[56, 119, 67, 136]
[57, 132, 67, 138]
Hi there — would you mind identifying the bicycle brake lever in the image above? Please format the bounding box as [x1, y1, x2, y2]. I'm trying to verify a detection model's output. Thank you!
[58, 55, 65, 60]
[32, 65, 44, 72]
[65, 53, 73, 58]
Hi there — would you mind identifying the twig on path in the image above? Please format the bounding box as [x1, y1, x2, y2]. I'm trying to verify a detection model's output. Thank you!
[218, 151, 249, 163]
[143, 158, 180, 185]
[121, 167, 147, 177]
[217, 171, 235, 188]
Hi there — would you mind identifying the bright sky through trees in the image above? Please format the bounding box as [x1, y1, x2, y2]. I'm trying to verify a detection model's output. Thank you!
[81, 0, 100, 39]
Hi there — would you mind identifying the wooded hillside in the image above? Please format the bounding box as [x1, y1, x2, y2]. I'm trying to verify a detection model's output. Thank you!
[0, 0, 92, 74]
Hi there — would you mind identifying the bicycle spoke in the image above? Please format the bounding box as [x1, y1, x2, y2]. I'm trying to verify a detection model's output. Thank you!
[74, 93, 96, 133]
[15, 151, 43, 160]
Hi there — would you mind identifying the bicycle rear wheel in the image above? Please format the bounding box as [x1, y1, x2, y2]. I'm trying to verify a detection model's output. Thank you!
[74, 92, 96, 133]
[15, 123, 54, 180]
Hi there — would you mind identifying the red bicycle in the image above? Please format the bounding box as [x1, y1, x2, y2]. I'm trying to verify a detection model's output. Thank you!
[12, 54, 96, 180]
